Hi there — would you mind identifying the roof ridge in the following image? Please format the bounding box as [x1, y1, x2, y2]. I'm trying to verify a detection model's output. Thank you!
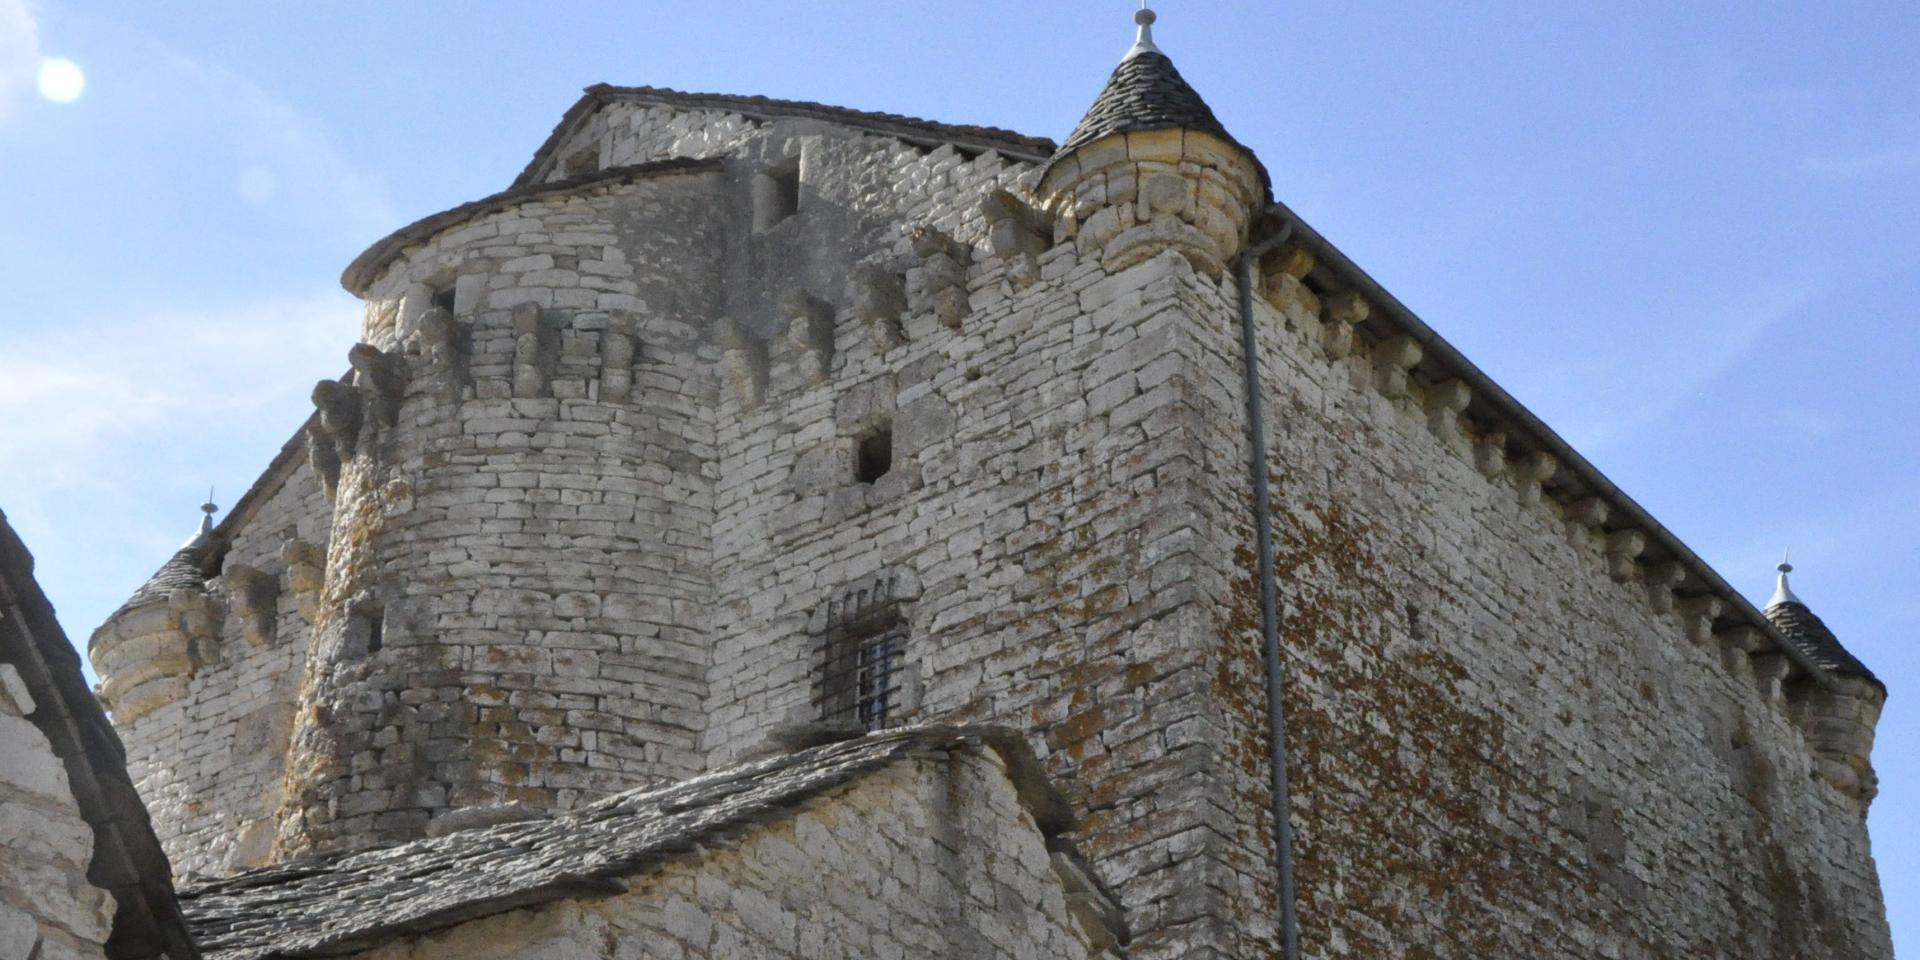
[512, 84, 1058, 190]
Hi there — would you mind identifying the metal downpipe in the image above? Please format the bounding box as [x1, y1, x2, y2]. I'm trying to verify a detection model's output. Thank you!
[1235, 219, 1300, 960]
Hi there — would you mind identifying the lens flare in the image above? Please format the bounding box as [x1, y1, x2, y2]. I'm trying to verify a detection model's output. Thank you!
[37, 58, 85, 104]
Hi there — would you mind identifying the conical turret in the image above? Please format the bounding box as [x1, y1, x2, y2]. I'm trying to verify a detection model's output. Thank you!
[1763, 556, 1884, 808]
[89, 499, 224, 723]
[1038, 6, 1269, 275]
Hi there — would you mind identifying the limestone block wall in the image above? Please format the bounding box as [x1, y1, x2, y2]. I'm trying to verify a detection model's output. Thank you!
[335, 751, 1108, 960]
[0, 664, 114, 960]
[701, 229, 1262, 960]
[1174, 249, 1894, 957]
[275, 167, 730, 858]
[100, 458, 329, 880]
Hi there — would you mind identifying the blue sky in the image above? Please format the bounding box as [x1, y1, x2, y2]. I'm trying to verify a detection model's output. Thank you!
[2, 0, 1914, 942]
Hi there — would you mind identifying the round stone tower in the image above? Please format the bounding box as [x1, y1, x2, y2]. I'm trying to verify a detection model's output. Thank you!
[1035, 7, 1269, 277]
[274, 162, 730, 856]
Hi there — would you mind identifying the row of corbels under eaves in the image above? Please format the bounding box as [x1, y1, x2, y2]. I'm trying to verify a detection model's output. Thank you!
[1252, 230, 1837, 712]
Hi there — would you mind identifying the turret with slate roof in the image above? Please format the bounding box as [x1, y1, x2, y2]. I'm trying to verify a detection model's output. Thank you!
[1764, 556, 1886, 805]
[88, 499, 225, 725]
[1037, 5, 1268, 275]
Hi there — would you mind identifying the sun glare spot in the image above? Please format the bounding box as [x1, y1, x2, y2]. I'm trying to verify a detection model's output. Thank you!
[37, 58, 85, 104]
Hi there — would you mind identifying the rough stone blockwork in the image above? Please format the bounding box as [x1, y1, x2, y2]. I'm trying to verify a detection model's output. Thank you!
[85, 36, 1892, 959]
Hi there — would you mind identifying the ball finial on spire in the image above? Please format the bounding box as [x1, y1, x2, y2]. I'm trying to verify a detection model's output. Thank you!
[1768, 548, 1802, 608]
[1126, 2, 1162, 58]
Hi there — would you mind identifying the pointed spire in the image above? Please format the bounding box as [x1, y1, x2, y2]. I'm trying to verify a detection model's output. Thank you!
[1125, 3, 1161, 59]
[1767, 549, 1802, 608]
[1059, 5, 1246, 157]
[185, 488, 219, 547]
[1760, 552, 1877, 681]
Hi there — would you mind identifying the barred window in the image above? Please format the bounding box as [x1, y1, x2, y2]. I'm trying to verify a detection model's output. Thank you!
[813, 578, 905, 731]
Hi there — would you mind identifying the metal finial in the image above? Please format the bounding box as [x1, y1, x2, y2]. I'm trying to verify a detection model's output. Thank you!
[1767, 548, 1802, 608]
[190, 488, 219, 542]
[1126, 2, 1161, 59]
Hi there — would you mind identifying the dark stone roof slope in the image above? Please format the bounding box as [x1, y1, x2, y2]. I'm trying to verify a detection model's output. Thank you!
[1060, 51, 1242, 155]
[0, 508, 200, 960]
[113, 543, 213, 618]
[514, 84, 1058, 189]
[180, 725, 1071, 960]
[1766, 601, 1877, 683]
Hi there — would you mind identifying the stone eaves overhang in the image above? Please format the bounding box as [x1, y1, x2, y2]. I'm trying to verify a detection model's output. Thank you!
[1264, 199, 1845, 688]
[339, 156, 727, 297]
[512, 84, 1059, 190]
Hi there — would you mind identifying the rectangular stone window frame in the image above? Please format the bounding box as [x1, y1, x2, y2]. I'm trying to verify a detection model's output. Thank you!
[813, 589, 905, 732]
[854, 422, 893, 484]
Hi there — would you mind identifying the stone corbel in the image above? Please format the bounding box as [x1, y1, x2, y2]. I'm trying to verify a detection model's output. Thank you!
[1513, 450, 1558, 507]
[1564, 497, 1609, 548]
[601, 311, 637, 403]
[850, 264, 907, 353]
[347, 343, 407, 428]
[1321, 290, 1369, 361]
[511, 302, 556, 399]
[981, 190, 1048, 288]
[1374, 335, 1424, 400]
[281, 540, 326, 624]
[1717, 625, 1767, 673]
[418, 306, 471, 402]
[1751, 652, 1793, 704]
[1604, 530, 1646, 583]
[222, 563, 281, 648]
[782, 291, 835, 385]
[1678, 595, 1724, 645]
[311, 379, 365, 458]
[305, 423, 342, 501]
[909, 227, 972, 330]
[1472, 431, 1507, 480]
[1644, 561, 1688, 614]
[1424, 379, 1472, 440]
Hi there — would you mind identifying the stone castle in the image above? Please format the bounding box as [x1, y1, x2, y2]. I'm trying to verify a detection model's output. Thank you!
[0, 9, 1892, 959]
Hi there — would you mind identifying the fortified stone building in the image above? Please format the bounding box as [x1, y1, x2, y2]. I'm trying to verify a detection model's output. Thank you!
[6, 8, 1891, 959]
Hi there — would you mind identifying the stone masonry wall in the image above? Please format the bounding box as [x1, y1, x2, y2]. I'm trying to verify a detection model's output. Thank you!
[112, 459, 330, 879]
[275, 167, 729, 858]
[1181, 252, 1893, 957]
[0, 663, 114, 960]
[334, 751, 1105, 960]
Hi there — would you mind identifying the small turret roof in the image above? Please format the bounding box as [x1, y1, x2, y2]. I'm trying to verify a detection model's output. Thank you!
[1054, 7, 1266, 196]
[1763, 562, 1876, 682]
[110, 502, 218, 617]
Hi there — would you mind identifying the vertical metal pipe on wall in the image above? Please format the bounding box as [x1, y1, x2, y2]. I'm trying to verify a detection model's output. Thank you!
[1235, 219, 1301, 960]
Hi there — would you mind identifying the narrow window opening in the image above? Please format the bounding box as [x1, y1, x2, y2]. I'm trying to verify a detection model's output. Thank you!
[429, 285, 456, 315]
[367, 615, 384, 654]
[855, 425, 893, 484]
[752, 161, 801, 233]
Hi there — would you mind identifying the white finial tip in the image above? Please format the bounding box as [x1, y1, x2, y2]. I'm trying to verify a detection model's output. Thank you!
[1126, 4, 1161, 57]
[1767, 550, 1801, 608]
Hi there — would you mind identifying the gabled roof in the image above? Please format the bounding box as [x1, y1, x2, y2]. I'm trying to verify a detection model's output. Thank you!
[179, 725, 1079, 960]
[1766, 599, 1877, 683]
[513, 84, 1058, 190]
[1060, 50, 1242, 156]
[0, 508, 199, 960]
